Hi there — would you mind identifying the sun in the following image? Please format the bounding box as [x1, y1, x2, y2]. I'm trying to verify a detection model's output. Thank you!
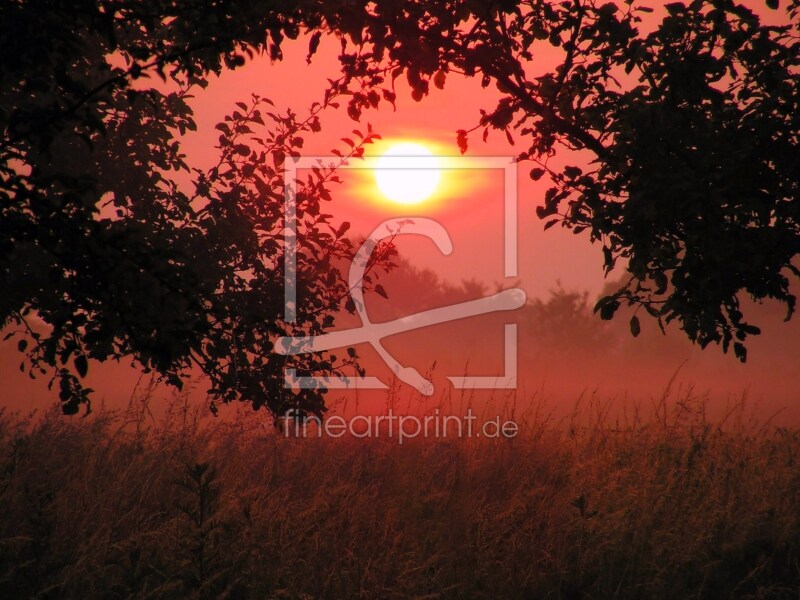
[374, 142, 441, 205]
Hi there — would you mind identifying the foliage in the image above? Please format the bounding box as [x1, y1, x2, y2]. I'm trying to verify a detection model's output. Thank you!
[337, 0, 800, 360]
[3, 0, 799, 416]
[0, 0, 388, 417]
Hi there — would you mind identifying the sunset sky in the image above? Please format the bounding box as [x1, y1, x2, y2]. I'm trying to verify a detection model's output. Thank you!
[174, 2, 791, 300]
[178, 32, 606, 301]
[2, 2, 798, 422]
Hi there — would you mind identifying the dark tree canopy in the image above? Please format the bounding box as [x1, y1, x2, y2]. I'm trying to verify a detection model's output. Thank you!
[2, 0, 799, 415]
[0, 0, 387, 417]
[335, 0, 800, 361]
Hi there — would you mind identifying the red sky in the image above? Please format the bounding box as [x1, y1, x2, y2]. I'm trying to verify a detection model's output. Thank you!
[175, 3, 790, 299]
[176, 28, 614, 298]
[2, 2, 798, 423]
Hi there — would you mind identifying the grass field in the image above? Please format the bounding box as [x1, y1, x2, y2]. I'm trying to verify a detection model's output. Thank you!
[0, 384, 798, 599]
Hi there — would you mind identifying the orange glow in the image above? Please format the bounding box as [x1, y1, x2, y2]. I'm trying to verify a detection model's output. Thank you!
[374, 142, 441, 205]
[348, 137, 485, 213]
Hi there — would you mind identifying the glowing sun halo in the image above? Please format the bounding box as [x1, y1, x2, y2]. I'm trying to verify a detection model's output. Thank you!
[374, 142, 441, 205]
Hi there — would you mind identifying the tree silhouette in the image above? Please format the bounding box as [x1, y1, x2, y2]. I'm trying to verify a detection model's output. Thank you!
[2, 1, 798, 415]
[0, 1, 386, 417]
[345, 0, 799, 361]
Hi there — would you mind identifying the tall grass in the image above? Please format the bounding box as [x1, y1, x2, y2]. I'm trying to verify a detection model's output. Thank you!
[0, 384, 798, 599]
